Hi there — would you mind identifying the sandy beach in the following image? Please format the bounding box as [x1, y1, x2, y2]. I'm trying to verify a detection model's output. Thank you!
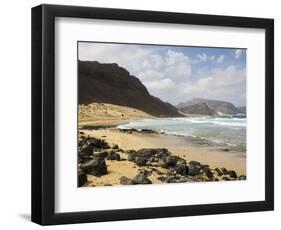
[79, 127, 246, 187]
[79, 103, 154, 126]
[78, 103, 246, 187]
[82, 128, 246, 175]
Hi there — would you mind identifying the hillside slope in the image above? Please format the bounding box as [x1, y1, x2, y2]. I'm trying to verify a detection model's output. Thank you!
[177, 98, 242, 115]
[179, 103, 214, 115]
[78, 61, 182, 117]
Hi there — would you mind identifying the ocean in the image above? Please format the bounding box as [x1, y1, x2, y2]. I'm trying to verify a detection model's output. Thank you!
[117, 116, 246, 150]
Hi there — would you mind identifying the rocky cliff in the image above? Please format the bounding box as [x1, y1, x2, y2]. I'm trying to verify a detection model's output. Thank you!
[78, 61, 182, 117]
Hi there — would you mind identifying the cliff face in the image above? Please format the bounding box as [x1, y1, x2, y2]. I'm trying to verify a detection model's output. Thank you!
[78, 61, 182, 117]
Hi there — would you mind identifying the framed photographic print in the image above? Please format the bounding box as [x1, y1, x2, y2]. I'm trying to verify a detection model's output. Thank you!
[31, 4, 274, 225]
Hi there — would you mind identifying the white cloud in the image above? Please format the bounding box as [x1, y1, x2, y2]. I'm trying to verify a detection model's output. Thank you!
[79, 42, 246, 106]
[193, 54, 225, 65]
[235, 49, 243, 59]
[181, 65, 246, 106]
[79, 43, 163, 74]
[216, 55, 225, 63]
[193, 53, 208, 64]
[144, 78, 179, 103]
[146, 78, 176, 91]
[137, 70, 164, 82]
[164, 50, 192, 78]
[79, 43, 191, 80]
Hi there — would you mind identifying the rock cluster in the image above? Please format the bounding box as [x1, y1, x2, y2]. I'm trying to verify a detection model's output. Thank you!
[78, 135, 122, 186]
[78, 134, 246, 187]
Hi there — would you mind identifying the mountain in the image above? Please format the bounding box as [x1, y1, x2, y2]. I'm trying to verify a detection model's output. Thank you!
[237, 106, 246, 114]
[179, 103, 214, 115]
[177, 98, 242, 115]
[78, 61, 182, 117]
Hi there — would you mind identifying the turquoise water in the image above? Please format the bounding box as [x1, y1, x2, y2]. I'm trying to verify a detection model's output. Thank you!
[117, 116, 246, 149]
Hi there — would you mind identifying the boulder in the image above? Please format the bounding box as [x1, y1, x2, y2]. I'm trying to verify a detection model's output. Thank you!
[140, 129, 157, 133]
[203, 168, 213, 179]
[78, 151, 91, 163]
[222, 176, 231, 181]
[189, 160, 201, 167]
[126, 150, 137, 161]
[221, 167, 228, 174]
[149, 157, 157, 163]
[78, 170, 87, 187]
[136, 148, 159, 158]
[154, 148, 171, 158]
[188, 165, 200, 176]
[93, 151, 108, 158]
[137, 148, 171, 159]
[120, 176, 135, 185]
[201, 164, 210, 169]
[165, 156, 179, 167]
[87, 138, 110, 149]
[81, 145, 94, 155]
[127, 148, 173, 165]
[227, 170, 238, 179]
[238, 175, 247, 180]
[133, 174, 152, 184]
[175, 164, 189, 176]
[80, 157, 107, 176]
[158, 159, 168, 169]
[112, 144, 119, 150]
[107, 151, 121, 161]
[177, 158, 187, 166]
[215, 168, 223, 176]
[135, 157, 147, 166]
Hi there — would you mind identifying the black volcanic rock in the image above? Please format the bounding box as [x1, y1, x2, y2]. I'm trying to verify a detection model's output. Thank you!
[80, 157, 107, 176]
[78, 169, 87, 187]
[78, 61, 182, 117]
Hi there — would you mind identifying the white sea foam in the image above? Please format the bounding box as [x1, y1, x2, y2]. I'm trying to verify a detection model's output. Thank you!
[117, 116, 246, 148]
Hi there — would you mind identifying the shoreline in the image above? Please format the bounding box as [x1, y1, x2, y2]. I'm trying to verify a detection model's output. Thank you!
[81, 128, 246, 176]
[78, 104, 246, 187]
[78, 124, 246, 187]
[81, 124, 246, 152]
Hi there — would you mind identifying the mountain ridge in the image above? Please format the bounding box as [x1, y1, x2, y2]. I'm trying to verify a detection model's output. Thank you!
[177, 98, 245, 115]
[78, 61, 182, 117]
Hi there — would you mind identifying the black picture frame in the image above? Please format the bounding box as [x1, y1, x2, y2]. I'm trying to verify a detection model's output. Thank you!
[31, 4, 274, 225]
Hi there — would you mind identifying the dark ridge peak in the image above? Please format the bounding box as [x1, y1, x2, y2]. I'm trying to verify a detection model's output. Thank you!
[78, 61, 182, 117]
[79, 60, 129, 75]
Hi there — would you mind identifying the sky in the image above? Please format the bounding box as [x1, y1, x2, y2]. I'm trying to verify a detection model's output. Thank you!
[78, 42, 246, 107]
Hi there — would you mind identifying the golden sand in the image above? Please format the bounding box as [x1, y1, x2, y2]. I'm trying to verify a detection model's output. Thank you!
[81, 128, 246, 186]
[79, 103, 153, 126]
[79, 103, 246, 186]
